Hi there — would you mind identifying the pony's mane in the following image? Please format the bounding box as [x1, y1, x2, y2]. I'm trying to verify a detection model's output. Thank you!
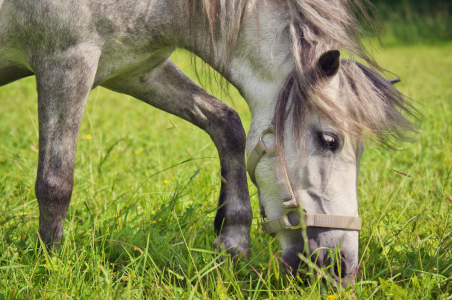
[270, 0, 418, 152]
[274, 60, 418, 156]
[175, 0, 418, 150]
[340, 60, 417, 144]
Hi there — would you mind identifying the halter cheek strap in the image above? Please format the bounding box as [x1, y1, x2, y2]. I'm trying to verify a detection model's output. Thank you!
[247, 123, 362, 236]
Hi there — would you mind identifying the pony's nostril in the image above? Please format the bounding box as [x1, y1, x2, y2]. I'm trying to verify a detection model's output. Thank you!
[281, 247, 303, 275]
[333, 253, 348, 278]
[333, 262, 347, 278]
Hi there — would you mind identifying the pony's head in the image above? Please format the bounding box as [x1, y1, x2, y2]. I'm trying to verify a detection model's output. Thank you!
[247, 49, 417, 287]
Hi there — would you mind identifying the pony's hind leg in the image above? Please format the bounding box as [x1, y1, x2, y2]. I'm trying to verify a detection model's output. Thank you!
[34, 45, 100, 250]
[102, 58, 252, 257]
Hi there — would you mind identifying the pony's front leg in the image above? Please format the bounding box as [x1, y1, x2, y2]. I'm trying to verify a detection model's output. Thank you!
[34, 45, 101, 251]
[102, 59, 252, 257]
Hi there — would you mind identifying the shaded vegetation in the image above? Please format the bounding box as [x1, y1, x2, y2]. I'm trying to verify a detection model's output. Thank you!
[370, 0, 452, 44]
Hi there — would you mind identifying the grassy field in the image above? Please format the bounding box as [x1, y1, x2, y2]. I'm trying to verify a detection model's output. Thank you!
[0, 42, 451, 299]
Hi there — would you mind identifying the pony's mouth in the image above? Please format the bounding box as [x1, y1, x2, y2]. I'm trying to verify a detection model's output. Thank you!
[280, 241, 357, 288]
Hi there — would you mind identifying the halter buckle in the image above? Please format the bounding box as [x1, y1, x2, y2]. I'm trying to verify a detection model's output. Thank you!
[282, 204, 306, 229]
[259, 123, 275, 142]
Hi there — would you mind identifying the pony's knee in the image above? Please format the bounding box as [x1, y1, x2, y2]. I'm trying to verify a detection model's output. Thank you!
[216, 106, 246, 153]
[35, 174, 73, 218]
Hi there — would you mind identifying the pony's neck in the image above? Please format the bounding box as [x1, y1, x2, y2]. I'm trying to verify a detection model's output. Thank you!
[174, 0, 293, 125]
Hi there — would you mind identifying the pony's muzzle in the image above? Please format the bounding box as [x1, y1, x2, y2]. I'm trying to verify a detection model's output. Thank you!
[331, 250, 356, 287]
[280, 228, 358, 288]
[307, 247, 357, 288]
[307, 230, 358, 288]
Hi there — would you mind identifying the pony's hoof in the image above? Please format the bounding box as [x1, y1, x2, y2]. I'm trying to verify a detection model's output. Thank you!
[213, 234, 250, 260]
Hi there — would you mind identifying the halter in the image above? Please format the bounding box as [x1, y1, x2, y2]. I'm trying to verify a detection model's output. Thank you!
[247, 121, 362, 236]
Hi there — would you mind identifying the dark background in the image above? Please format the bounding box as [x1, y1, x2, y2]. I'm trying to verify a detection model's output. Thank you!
[369, 0, 451, 44]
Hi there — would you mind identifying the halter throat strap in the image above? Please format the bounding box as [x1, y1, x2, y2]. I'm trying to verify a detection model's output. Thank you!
[246, 123, 362, 236]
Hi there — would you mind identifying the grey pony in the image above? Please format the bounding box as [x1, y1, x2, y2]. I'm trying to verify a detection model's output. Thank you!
[0, 0, 416, 288]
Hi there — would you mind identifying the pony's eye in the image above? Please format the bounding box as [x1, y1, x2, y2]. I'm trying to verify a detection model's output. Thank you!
[317, 132, 338, 151]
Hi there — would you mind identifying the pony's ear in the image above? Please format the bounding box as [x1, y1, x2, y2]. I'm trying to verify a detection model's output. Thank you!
[318, 50, 341, 77]
[389, 78, 401, 85]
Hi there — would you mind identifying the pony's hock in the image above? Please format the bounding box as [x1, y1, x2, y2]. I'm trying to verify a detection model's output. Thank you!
[0, 0, 417, 288]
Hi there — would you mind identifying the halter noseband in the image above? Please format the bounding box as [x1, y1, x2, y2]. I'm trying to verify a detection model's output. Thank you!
[247, 122, 362, 236]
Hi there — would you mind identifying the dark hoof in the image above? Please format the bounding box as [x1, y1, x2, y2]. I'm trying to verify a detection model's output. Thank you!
[213, 227, 250, 260]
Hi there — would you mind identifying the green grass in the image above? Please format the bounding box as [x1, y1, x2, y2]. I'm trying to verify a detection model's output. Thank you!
[1, 43, 451, 299]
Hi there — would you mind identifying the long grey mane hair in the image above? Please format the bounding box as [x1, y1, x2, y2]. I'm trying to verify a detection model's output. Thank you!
[173, 0, 418, 158]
